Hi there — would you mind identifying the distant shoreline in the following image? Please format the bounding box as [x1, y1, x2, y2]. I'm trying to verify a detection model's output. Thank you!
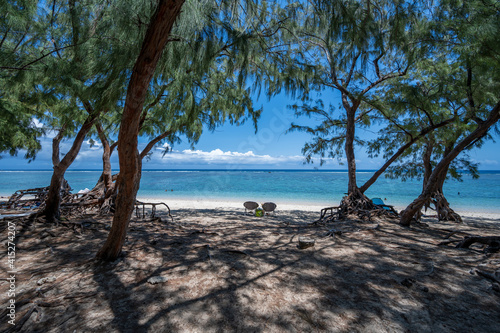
[0, 168, 415, 173]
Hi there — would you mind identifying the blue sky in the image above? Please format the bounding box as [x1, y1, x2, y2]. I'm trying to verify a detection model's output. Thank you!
[1, 92, 499, 171]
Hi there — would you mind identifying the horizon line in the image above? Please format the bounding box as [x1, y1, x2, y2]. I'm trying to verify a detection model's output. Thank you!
[1, 168, 499, 173]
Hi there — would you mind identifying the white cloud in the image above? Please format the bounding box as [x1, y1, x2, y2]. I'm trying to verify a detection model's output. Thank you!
[85, 139, 102, 150]
[475, 159, 499, 166]
[31, 118, 44, 128]
[147, 148, 304, 166]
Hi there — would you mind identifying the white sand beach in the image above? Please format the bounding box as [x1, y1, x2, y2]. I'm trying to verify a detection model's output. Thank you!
[137, 196, 500, 221]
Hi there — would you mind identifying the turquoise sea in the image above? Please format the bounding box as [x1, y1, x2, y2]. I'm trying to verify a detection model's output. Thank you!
[0, 169, 499, 213]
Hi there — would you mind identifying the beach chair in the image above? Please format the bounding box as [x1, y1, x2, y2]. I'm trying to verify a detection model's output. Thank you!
[244, 201, 259, 215]
[135, 200, 173, 222]
[371, 198, 398, 215]
[262, 202, 277, 215]
[316, 206, 340, 223]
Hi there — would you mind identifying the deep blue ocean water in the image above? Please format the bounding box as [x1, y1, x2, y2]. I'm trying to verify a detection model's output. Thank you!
[0, 169, 499, 213]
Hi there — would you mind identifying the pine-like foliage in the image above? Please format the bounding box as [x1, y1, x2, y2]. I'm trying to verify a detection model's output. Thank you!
[370, 0, 499, 182]
[277, 0, 426, 193]
[397, 0, 500, 225]
[134, 0, 288, 156]
[0, 0, 45, 159]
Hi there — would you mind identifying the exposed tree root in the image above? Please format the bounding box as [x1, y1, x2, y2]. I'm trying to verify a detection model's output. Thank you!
[315, 190, 398, 224]
[432, 192, 462, 223]
[456, 236, 500, 253]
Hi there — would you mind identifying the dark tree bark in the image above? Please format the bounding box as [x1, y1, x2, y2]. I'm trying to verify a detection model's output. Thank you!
[430, 156, 462, 223]
[336, 93, 378, 216]
[343, 94, 360, 195]
[431, 137, 463, 222]
[422, 140, 433, 189]
[96, 0, 185, 261]
[43, 115, 97, 222]
[95, 122, 115, 195]
[418, 140, 434, 219]
[400, 100, 500, 226]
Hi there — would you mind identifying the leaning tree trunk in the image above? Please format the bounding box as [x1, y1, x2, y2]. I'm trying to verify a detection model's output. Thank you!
[413, 140, 434, 221]
[431, 138, 462, 222]
[400, 100, 500, 226]
[431, 165, 462, 223]
[96, 0, 185, 261]
[358, 117, 455, 194]
[43, 115, 97, 222]
[88, 124, 118, 214]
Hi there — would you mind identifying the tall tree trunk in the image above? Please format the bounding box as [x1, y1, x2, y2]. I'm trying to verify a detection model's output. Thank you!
[43, 115, 97, 221]
[95, 122, 114, 194]
[336, 95, 378, 218]
[400, 100, 500, 226]
[96, 0, 185, 261]
[343, 94, 359, 194]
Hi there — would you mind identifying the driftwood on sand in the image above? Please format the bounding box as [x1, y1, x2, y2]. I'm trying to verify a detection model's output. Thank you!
[1, 180, 173, 223]
[455, 235, 500, 253]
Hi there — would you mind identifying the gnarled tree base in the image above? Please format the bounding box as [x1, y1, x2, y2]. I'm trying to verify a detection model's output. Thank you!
[70, 174, 118, 215]
[432, 192, 462, 223]
[317, 189, 398, 224]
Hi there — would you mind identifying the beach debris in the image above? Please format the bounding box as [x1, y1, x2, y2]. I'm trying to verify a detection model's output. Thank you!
[324, 228, 342, 237]
[147, 276, 168, 284]
[400, 278, 415, 288]
[37, 276, 57, 285]
[222, 249, 249, 256]
[255, 207, 264, 217]
[205, 244, 212, 261]
[3, 186, 49, 210]
[455, 236, 500, 253]
[298, 237, 315, 249]
[190, 227, 218, 236]
[473, 269, 500, 292]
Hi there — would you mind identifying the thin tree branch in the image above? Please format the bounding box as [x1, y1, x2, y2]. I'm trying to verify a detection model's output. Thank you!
[52, 124, 68, 166]
[345, 52, 361, 87]
[140, 130, 174, 159]
[360, 116, 457, 193]
[0, 43, 80, 71]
